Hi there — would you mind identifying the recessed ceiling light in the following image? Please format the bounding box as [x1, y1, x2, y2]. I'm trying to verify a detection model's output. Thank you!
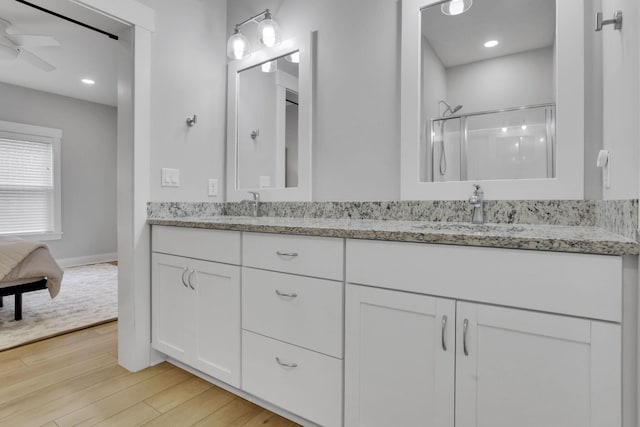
[81, 78, 95, 85]
[484, 40, 499, 48]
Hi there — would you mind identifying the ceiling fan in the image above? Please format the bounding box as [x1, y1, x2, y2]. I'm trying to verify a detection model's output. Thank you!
[0, 17, 59, 72]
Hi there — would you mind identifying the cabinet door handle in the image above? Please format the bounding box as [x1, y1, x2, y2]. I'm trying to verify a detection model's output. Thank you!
[275, 290, 298, 298]
[188, 269, 196, 290]
[441, 315, 448, 352]
[275, 357, 298, 368]
[463, 318, 469, 356]
[276, 251, 298, 257]
[181, 267, 189, 288]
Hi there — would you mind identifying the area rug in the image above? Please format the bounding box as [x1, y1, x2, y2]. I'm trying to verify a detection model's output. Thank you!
[0, 263, 118, 351]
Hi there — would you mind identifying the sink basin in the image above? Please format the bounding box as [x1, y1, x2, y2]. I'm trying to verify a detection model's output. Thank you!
[412, 223, 526, 234]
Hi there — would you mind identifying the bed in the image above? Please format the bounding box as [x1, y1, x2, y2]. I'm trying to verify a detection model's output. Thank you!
[0, 238, 63, 321]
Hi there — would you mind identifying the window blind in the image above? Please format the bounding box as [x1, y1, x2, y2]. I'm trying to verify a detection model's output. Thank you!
[0, 137, 54, 235]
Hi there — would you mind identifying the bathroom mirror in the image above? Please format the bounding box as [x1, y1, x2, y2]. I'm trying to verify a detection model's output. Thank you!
[401, 0, 584, 200]
[227, 33, 314, 201]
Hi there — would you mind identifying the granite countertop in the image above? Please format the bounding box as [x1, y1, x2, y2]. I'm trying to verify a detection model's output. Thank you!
[147, 216, 639, 256]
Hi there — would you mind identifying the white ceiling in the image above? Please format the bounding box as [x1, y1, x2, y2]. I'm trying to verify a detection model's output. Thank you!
[422, 0, 556, 68]
[0, 0, 129, 106]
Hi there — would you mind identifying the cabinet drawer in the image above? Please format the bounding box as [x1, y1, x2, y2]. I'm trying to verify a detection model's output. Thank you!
[152, 225, 240, 265]
[243, 232, 343, 280]
[346, 239, 622, 322]
[242, 331, 343, 427]
[242, 268, 343, 358]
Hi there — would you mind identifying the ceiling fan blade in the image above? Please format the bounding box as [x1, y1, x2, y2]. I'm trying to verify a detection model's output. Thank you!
[8, 34, 60, 47]
[18, 48, 55, 72]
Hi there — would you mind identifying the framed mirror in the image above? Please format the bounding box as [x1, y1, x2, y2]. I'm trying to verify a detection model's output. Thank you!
[226, 32, 314, 202]
[401, 0, 584, 200]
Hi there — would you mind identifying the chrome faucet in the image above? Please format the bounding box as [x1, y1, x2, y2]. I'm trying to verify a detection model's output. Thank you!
[243, 191, 260, 217]
[469, 184, 484, 224]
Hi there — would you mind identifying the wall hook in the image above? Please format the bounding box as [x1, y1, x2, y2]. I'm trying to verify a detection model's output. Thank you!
[186, 114, 197, 127]
[595, 11, 622, 32]
[250, 129, 260, 140]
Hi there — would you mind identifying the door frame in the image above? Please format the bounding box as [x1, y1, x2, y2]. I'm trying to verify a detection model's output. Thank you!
[69, 0, 155, 371]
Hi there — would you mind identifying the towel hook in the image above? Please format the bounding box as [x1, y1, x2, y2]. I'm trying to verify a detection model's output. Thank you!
[186, 114, 197, 127]
[595, 11, 622, 31]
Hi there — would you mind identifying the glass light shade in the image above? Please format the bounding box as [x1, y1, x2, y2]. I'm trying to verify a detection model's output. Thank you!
[257, 18, 281, 48]
[0, 43, 18, 61]
[260, 60, 277, 73]
[284, 52, 300, 63]
[227, 31, 251, 60]
[441, 0, 473, 16]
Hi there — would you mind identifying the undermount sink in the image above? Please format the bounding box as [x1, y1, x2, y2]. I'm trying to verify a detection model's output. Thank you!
[412, 223, 526, 234]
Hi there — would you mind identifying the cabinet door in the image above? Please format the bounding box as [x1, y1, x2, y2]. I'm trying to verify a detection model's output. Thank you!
[189, 258, 241, 388]
[151, 253, 192, 361]
[345, 284, 455, 427]
[456, 302, 621, 427]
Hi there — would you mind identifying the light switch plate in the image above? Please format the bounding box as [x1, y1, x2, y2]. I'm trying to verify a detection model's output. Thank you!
[208, 179, 218, 196]
[161, 168, 180, 187]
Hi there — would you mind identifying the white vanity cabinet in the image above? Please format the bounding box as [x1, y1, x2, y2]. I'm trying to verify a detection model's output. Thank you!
[151, 226, 241, 388]
[241, 232, 344, 427]
[345, 239, 623, 427]
[344, 285, 456, 427]
[455, 302, 620, 427]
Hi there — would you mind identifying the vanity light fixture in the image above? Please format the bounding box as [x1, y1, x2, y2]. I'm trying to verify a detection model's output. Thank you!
[441, 0, 473, 16]
[285, 52, 300, 63]
[261, 60, 277, 73]
[227, 9, 281, 60]
[81, 78, 95, 85]
[484, 40, 499, 48]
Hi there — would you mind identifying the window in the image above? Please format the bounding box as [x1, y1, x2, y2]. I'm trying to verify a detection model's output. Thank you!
[0, 120, 62, 240]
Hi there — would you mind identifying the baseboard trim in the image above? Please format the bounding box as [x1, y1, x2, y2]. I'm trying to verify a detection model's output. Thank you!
[57, 252, 117, 268]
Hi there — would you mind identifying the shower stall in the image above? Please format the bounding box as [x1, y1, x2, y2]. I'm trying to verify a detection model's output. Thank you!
[428, 103, 556, 182]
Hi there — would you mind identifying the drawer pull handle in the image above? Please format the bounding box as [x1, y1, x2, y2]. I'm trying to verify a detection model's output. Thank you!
[181, 268, 189, 288]
[275, 357, 298, 368]
[441, 315, 448, 352]
[463, 318, 469, 356]
[275, 290, 298, 298]
[276, 251, 299, 257]
[188, 269, 196, 290]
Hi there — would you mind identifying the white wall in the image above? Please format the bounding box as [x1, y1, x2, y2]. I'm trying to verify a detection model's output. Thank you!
[447, 47, 555, 113]
[0, 82, 117, 261]
[602, 0, 639, 199]
[139, 0, 227, 202]
[143, 0, 633, 203]
[228, 0, 401, 201]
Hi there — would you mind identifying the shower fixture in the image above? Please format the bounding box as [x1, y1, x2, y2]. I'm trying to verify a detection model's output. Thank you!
[227, 9, 281, 60]
[436, 100, 463, 176]
[439, 100, 463, 117]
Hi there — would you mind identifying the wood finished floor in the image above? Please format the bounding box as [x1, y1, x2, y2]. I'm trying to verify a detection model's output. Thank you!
[0, 321, 300, 426]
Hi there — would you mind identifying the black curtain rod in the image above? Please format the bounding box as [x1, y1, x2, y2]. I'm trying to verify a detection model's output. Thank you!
[15, 0, 119, 40]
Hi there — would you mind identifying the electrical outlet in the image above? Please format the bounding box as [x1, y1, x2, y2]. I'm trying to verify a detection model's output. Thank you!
[161, 168, 180, 187]
[208, 179, 218, 197]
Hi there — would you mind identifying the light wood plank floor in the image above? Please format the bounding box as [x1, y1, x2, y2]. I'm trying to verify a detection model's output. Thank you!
[0, 321, 300, 426]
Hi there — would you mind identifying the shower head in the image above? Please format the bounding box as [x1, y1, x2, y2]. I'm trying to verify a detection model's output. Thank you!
[438, 100, 463, 117]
